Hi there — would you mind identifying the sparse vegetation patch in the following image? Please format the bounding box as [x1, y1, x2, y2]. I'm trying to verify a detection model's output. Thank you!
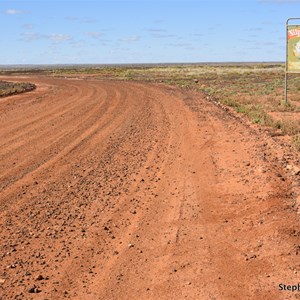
[0, 81, 36, 97]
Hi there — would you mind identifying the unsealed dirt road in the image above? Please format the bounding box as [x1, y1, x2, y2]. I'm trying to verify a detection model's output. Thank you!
[1, 77, 300, 300]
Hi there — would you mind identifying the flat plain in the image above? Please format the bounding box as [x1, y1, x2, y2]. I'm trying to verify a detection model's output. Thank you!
[1, 64, 300, 299]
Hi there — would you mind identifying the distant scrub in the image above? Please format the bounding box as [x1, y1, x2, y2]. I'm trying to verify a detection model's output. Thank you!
[0, 81, 36, 97]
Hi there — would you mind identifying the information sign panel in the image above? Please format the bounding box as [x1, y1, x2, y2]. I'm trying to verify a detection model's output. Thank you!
[287, 25, 300, 72]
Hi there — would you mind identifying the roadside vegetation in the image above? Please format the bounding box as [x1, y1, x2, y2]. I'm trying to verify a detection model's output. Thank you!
[2, 63, 300, 149]
[0, 81, 36, 97]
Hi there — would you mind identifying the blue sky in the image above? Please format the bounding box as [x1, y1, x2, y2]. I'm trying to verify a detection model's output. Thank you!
[1, 0, 300, 64]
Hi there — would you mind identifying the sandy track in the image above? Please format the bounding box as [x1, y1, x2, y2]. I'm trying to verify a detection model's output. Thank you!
[1, 77, 300, 299]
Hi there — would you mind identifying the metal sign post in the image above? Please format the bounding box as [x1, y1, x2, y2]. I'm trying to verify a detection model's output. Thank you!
[286, 18, 300, 103]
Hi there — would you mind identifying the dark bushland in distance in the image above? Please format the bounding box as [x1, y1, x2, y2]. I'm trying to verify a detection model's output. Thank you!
[0, 81, 36, 97]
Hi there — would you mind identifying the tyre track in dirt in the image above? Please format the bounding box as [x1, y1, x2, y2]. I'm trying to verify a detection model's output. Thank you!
[0, 80, 129, 198]
[1, 77, 300, 300]
[0, 78, 172, 300]
[0, 83, 96, 154]
[0, 80, 109, 191]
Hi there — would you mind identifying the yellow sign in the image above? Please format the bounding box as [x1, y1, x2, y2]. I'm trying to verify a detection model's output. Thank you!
[288, 25, 300, 72]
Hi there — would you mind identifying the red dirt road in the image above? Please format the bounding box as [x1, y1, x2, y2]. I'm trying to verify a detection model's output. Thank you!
[1, 77, 300, 300]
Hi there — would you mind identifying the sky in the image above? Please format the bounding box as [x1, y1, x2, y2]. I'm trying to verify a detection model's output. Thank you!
[1, 0, 300, 65]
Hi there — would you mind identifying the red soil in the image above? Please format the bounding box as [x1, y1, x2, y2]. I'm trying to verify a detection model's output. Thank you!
[1, 76, 300, 299]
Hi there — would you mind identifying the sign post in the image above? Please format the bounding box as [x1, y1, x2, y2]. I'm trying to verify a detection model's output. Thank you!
[286, 18, 300, 103]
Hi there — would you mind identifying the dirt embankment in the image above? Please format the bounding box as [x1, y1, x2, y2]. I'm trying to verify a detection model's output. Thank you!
[1, 77, 300, 300]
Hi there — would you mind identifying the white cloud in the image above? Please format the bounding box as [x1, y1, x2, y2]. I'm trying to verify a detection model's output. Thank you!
[145, 28, 167, 33]
[151, 33, 176, 39]
[81, 18, 97, 24]
[4, 9, 25, 15]
[65, 16, 78, 21]
[20, 32, 73, 43]
[86, 32, 103, 39]
[22, 24, 33, 29]
[65, 16, 97, 24]
[21, 32, 45, 41]
[168, 42, 191, 47]
[49, 34, 73, 43]
[121, 36, 141, 42]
